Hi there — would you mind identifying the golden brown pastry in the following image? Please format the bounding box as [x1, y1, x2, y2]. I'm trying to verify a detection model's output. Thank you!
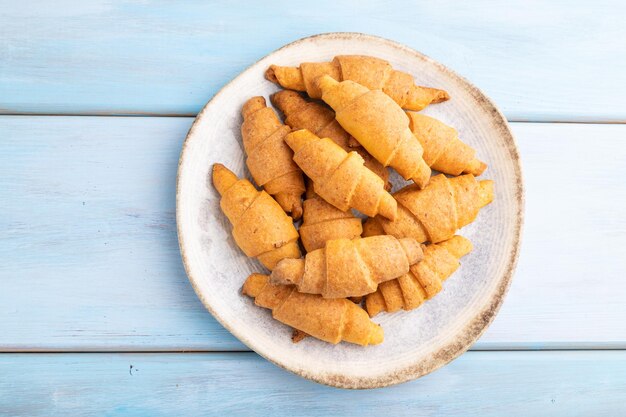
[364, 174, 493, 243]
[243, 273, 383, 346]
[364, 236, 473, 316]
[407, 112, 487, 176]
[241, 96, 305, 219]
[299, 183, 363, 252]
[271, 90, 390, 188]
[266, 55, 449, 111]
[271, 235, 423, 298]
[212, 164, 300, 270]
[317, 75, 431, 188]
[285, 129, 397, 220]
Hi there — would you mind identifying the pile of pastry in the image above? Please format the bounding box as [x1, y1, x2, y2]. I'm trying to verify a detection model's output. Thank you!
[213, 55, 493, 346]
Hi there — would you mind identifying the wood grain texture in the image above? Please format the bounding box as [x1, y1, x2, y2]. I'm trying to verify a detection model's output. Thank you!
[1, 116, 625, 351]
[0, 351, 624, 416]
[1, 0, 625, 121]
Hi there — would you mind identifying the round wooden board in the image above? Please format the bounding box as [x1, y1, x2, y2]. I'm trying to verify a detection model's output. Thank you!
[177, 33, 524, 389]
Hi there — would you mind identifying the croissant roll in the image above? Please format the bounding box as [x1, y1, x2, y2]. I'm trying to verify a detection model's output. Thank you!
[241, 97, 305, 219]
[317, 75, 431, 188]
[364, 174, 493, 244]
[212, 164, 301, 270]
[271, 235, 423, 298]
[266, 55, 449, 111]
[243, 273, 383, 346]
[270, 90, 390, 188]
[285, 129, 397, 220]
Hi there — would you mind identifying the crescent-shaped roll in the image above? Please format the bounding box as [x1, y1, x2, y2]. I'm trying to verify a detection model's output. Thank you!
[317, 75, 431, 188]
[407, 112, 487, 176]
[363, 235, 473, 316]
[365, 174, 494, 243]
[285, 129, 397, 220]
[243, 273, 383, 346]
[266, 55, 449, 111]
[270, 235, 423, 298]
[212, 164, 300, 270]
[241, 96, 305, 219]
[270, 90, 390, 188]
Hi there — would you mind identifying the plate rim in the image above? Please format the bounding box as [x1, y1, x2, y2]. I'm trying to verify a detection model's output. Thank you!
[176, 32, 525, 389]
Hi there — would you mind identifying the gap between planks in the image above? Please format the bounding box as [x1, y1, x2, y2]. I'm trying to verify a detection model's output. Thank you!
[3, 346, 626, 354]
[0, 112, 625, 124]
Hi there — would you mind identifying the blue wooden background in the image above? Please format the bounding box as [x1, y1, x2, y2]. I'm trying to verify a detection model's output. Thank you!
[1, 1, 626, 415]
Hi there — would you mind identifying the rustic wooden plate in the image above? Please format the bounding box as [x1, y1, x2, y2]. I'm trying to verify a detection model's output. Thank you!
[177, 33, 524, 389]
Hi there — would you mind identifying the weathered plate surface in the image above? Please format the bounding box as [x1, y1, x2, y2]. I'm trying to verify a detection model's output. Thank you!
[177, 33, 523, 389]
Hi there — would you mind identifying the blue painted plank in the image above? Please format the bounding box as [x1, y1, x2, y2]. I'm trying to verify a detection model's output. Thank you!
[1, 116, 626, 351]
[0, 351, 624, 416]
[0, 115, 240, 351]
[1, 0, 625, 121]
